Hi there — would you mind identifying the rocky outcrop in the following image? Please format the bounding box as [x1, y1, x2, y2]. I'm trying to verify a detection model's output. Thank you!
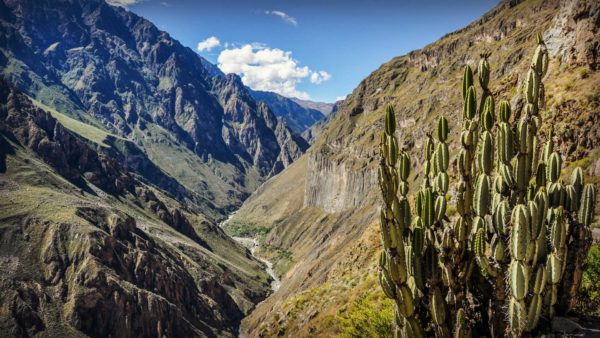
[214, 75, 283, 176]
[303, 150, 377, 213]
[0, 81, 272, 337]
[0, 0, 307, 219]
[249, 90, 325, 134]
[0, 208, 239, 338]
[0, 80, 133, 195]
[545, 0, 600, 69]
[254, 102, 309, 175]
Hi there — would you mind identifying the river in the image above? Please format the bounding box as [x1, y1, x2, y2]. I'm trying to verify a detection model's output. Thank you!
[219, 214, 281, 292]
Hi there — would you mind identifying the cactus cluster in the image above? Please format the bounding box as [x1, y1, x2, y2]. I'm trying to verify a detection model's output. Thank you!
[378, 35, 596, 337]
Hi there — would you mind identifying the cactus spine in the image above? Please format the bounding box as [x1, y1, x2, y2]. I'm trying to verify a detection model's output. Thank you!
[377, 35, 596, 337]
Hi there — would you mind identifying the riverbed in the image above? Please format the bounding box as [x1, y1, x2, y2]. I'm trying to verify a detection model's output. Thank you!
[219, 214, 281, 292]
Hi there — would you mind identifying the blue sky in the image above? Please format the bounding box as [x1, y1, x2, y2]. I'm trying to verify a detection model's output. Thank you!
[117, 0, 498, 103]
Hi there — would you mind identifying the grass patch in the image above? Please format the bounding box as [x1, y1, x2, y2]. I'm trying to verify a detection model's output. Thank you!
[223, 219, 271, 238]
[30, 98, 118, 147]
[335, 292, 395, 338]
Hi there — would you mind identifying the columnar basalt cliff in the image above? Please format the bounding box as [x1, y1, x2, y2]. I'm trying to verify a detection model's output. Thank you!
[304, 150, 378, 213]
[231, 0, 600, 336]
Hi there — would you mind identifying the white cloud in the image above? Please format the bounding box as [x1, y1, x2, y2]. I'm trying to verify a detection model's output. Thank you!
[218, 44, 330, 100]
[106, 0, 144, 6]
[336, 95, 348, 101]
[265, 10, 298, 26]
[310, 71, 332, 84]
[197, 36, 221, 52]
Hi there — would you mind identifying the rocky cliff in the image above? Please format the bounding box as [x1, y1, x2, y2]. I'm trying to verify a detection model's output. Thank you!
[0, 0, 307, 221]
[303, 150, 377, 213]
[0, 80, 274, 337]
[248, 90, 325, 134]
[291, 97, 335, 117]
[231, 0, 600, 336]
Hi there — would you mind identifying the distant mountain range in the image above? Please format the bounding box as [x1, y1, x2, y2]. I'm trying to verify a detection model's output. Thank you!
[195, 63, 333, 135]
[248, 89, 326, 135]
[290, 97, 335, 116]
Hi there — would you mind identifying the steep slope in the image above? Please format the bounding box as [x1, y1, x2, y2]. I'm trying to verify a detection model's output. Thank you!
[0, 0, 306, 221]
[300, 101, 341, 144]
[291, 97, 335, 117]
[248, 90, 325, 134]
[0, 80, 272, 336]
[231, 0, 600, 336]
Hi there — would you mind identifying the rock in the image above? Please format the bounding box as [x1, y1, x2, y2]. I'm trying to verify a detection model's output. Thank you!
[304, 150, 377, 213]
[552, 316, 585, 334]
[589, 158, 600, 177]
[249, 89, 326, 134]
[0, 0, 308, 223]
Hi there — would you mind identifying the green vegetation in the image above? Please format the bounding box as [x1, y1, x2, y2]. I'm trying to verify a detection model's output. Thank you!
[134, 123, 253, 215]
[377, 35, 597, 337]
[223, 219, 271, 238]
[336, 293, 395, 338]
[578, 244, 600, 315]
[30, 98, 116, 147]
[259, 244, 294, 277]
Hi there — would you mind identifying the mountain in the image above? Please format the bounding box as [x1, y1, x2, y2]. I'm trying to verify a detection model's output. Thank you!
[0, 0, 307, 223]
[229, 0, 600, 336]
[0, 79, 272, 336]
[248, 90, 325, 134]
[291, 97, 335, 116]
[300, 100, 341, 143]
[0, 0, 311, 335]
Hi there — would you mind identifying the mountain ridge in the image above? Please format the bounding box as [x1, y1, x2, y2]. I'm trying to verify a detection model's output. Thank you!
[0, 0, 307, 222]
[248, 89, 325, 134]
[0, 79, 273, 336]
[0, 0, 312, 335]
[231, 0, 600, 335]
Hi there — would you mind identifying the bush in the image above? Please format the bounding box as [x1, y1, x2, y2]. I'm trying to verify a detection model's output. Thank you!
[578, 244, 600, 315]
[336, 293, 395, 338]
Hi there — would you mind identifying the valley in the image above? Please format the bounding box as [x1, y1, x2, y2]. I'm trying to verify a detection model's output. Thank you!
[1, 0, 599, 337]
[220, 213, 282, 293]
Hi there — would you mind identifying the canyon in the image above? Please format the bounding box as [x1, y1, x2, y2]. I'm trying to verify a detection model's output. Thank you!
[0, 0, 599, 337]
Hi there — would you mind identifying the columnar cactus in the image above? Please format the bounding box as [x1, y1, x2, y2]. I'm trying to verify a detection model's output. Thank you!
[377, 35, 596, 337]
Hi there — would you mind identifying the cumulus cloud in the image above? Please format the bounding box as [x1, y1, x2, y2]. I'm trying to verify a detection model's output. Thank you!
[197, 36, 221, 52]
[106, 0, 144, 6]
[310, 71, 332, 84]
[336, 95, 348, 101]
[218, 44, 330, 100]
[265, 10, 298, 26]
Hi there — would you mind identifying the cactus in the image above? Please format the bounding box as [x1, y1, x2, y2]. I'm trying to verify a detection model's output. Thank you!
[377, 35, 596, 337]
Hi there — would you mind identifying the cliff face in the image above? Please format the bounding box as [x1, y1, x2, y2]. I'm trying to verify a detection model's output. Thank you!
[249, 90, 326, 134]
[0, 80, 272, 337]
[232, 0, 600, 336]
[256, 101, 310, 176]
[303, 150, 377, 213]
[0, 0, 307, 220]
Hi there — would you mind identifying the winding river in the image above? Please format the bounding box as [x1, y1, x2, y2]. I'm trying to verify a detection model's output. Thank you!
[219, 214, 281, 292]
